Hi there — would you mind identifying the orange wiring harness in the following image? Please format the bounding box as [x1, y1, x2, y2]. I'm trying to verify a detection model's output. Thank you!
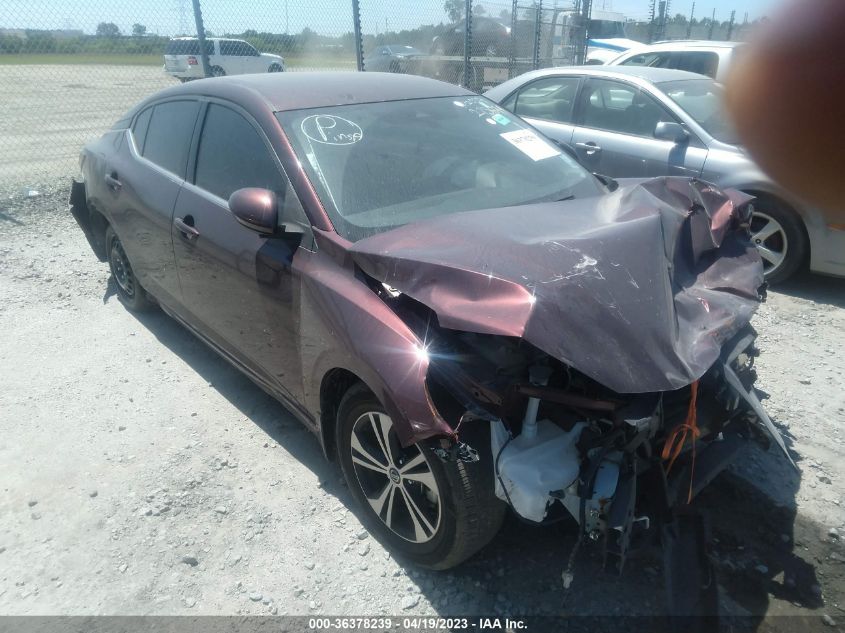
[661, 380, 700, 504]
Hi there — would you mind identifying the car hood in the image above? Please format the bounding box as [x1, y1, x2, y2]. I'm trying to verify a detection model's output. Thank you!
[348, 177, 764, 394]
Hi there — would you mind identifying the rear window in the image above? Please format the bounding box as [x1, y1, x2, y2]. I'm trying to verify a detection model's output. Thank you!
[165, 39, 211, 56]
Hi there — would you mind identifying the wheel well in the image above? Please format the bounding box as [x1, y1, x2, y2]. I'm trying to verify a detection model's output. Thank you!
[744, 189, 811, 257]
[89, 207, 110, 261]
[319, 368, 363, 460]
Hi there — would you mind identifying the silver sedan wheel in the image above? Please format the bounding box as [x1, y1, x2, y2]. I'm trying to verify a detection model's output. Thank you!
[349, 411, 441, 544]
[750, 211, 789, 276]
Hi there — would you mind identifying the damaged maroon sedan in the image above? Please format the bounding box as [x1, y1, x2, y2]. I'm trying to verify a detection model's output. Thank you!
[70, 72, 790, 610]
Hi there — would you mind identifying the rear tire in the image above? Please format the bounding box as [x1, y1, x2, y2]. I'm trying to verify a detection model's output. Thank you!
[336, 383, 505, 570]
[106, 226, 153, 312]
[747, 194, 808, 283]
[210, 65, 226, 77]
[268, 63, 283, 73]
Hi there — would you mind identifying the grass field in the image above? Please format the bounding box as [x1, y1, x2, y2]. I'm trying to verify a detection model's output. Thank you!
[0, 53, 357, 68]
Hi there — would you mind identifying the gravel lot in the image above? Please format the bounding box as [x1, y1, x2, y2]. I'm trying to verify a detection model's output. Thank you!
[0, 64, 350, 185]
[1, 187, 844, 626]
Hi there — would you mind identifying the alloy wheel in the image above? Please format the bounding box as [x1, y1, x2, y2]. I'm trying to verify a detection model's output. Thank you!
[109, 238, 135, 298]
[750, 211, 789, 276]
[349, 411, 441, 543]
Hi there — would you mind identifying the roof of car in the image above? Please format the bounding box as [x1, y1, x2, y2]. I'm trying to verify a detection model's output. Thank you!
[169, 36, 245, 41]
[631, 40, 744, 49]
[522, 65, 707, 83]
[161, 71, 473, 112]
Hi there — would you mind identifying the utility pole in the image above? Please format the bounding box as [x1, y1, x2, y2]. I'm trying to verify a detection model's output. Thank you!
[707, 7, 715, 40]
[648, 0, 657, 43]
[726, 9, 735, 40]
[686, 1, 695, 38]
[191, 0, 211, 77]
[657, 1, 666, 41]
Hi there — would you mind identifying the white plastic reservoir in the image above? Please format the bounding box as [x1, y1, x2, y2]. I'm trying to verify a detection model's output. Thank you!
[491, 419, 586, 522]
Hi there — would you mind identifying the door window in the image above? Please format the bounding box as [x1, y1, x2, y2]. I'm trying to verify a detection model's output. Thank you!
[142, 100, 200, 177]
[131, 106, 153, 153]
[667, 51, 719, 78]
[220, 40, 257, 56]
[512, 76, 580, 123]
[578, 79, 675, 137]
[619, 51, 671, 68]
[194, 104, 307, 227]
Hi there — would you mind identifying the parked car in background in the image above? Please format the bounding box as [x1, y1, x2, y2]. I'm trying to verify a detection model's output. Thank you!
[431, 17, 511, 57]
[363, 45, 424, 72]
[163, 37, 285, 81]
[486, 66, 845, 282]
[606, 40, 743, 83]
[70, 72, 787, 601]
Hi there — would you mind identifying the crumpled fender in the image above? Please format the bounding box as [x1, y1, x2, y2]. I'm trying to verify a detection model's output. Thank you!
[349, 177, 764, 394]
[296, 234, 453, 446]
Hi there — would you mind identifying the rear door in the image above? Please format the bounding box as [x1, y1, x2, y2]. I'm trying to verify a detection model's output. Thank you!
[104, 99, 200, 305]
[218, 40, 245, 75]
[502, 75, 582, 149]
[570, 77, 707, 178]
[172, 101, 312, 403]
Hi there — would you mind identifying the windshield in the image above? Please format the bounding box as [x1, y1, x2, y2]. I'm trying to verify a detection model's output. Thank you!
[658, 79, 739, 144]
[277, 96, 602, 241]
[589, 20, 626, 39]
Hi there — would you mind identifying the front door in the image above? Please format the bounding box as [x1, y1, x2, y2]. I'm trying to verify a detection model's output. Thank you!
[504, 75, 582, 150]
[570, 78, 707, 178]
[171, 101, 311, 405]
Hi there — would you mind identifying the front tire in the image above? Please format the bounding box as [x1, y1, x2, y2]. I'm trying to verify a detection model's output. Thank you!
[210, 65, 226, 77]
[268, 63, 283, 72]
[106, 226, 152, 311]
[336, 384, 505, 570]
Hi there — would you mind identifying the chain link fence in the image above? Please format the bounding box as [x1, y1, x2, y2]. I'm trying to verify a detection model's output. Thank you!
[1, 0, 755, 185]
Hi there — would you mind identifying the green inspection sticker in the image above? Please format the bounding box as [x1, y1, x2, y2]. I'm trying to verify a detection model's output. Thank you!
[493, 113, 511, 125]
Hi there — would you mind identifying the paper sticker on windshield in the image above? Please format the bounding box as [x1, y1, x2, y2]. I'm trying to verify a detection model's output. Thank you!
[301, 115, 363, 145]
[493, 113, 511, 126]
[500, 129, 560, 161]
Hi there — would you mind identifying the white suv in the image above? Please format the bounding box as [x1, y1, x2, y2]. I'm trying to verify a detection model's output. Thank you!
[606, 40, 743, 83]
[164, 37, 285, 81]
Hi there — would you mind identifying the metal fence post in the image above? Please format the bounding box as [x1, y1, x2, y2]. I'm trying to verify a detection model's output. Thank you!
[352, 0, 364, 71]
[686, 2, 695, 39]
[508, 0, 518, 78]
[191, 0, 212, 78]
[532, 0, 542, 70]
[708, 8, 716, 40]
[726, 10, 736, 41]
[463, 0, 472, 89]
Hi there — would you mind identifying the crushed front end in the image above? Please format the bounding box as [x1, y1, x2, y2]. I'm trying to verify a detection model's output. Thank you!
[350, 177, 792, 615]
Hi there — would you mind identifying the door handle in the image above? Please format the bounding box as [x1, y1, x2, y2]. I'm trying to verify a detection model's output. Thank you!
[174, 216, 199, 241]
[575, 142, 602, 154]
[104, 172, 122, 190]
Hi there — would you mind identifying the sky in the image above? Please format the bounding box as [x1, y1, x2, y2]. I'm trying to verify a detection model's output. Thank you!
[3, 0, 785, 37]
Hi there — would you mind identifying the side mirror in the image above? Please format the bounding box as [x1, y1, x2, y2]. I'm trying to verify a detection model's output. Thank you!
[654, 121, 689, 143]
[228, 187, 277, 234]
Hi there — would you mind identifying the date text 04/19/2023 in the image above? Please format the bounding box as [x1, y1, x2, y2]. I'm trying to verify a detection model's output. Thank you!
[306, 617, 528, 630]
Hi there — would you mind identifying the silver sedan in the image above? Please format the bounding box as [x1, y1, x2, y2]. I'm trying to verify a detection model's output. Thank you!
[485, 66, 845, 282]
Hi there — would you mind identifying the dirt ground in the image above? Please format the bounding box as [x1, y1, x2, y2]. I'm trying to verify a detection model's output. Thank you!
[1, 183, 844, 631]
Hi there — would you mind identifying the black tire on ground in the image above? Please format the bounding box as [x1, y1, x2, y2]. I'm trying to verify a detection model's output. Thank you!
[105, 226, 153, 312]
[748, 193, 808, 284]
[268, 63, 283, 72]
[336, 383, 506, 570]
[210, 65, 226, 77]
